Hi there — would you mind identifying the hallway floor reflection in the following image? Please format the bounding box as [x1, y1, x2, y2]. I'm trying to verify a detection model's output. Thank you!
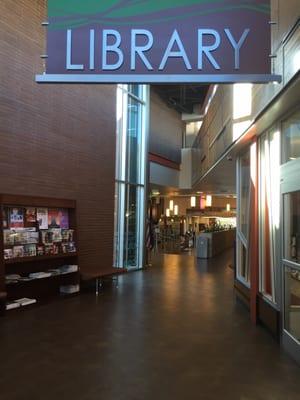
[0, 250, 299, 400]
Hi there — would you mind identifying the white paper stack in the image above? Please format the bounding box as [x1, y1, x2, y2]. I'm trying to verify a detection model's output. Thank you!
[48, 269, 61, 276]
[60, 265, 78, 274]
[18, 277, 34, 282]
[5, 274, 21, 283]
[29, 272, 52, 279]
[6, 302, 21, 311]
[60, 284, 80, 294]
[14, 298, 37, 307]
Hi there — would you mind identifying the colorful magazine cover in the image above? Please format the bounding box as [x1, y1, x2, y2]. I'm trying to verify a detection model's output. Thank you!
[44, 244, 54, 255]
[48, 209, 60, 228]
[50, 228, 62, 242]
[62, 229, 74, 242]
[28, 231, 39, 244]
[68, 242, 76, 253]
[9, 208, 24, 228]
[25, 207, 36, 222]
[3, 230, 14, 246]
[24, 244, 37, 257]
[4, 249, 13, 260]
[13, 245, 24, 258]
[41, 230, 54, 245]
[53, 243, 60, 255]
[37, 245, 44, 256]
[12, 231, 23, 245]
[37, 208, 48, 229]
[62, 242, 76, 253]
[3, 208, 8, 228]
[59, 209, 69, 229]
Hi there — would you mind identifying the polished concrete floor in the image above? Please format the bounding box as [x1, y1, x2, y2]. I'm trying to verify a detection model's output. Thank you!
[1, 251, 300, 400]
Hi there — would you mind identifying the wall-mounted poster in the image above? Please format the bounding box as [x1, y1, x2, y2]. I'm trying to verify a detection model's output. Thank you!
[10, 208, 24, 228]
[48, 209, 60, 228]
[26, 207, 36, 223]
[59, 209, 69, 229]
[37, 208, 48, 229]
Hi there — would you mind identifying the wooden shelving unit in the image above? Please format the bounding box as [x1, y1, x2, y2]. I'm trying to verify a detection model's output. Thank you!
[0, 194, 80, 314]
[5, 253, 78, 265]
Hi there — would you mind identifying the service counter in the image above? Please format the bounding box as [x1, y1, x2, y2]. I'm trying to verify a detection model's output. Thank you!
[196, 229, 236, 259]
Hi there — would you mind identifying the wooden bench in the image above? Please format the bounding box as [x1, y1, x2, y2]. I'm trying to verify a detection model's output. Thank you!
[81, 270, 126, 296]
[0, 291, 6, 316]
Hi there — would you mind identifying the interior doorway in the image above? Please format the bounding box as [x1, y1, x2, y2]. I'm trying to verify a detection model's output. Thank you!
[281, 158, 300, 364]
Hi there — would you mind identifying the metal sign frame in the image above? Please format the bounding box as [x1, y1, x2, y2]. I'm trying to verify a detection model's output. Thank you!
[36, 0, 281, 84]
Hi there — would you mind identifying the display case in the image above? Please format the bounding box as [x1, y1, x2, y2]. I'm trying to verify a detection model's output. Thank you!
[0, 194, 80, 313]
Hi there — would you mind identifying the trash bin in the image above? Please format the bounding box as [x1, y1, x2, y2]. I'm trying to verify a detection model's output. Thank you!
[196, 236, 209, 259]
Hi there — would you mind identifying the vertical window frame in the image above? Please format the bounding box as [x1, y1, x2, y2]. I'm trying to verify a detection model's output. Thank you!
[236, 148, 251, 286]
[114, 84, 149, 270]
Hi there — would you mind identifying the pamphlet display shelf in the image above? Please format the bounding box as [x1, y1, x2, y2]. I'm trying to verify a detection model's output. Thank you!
[5, 253, 78, 265]
[0, 194, 80, 314]
[5, 271, 78, 285]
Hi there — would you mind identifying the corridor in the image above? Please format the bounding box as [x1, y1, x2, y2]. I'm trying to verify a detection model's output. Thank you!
[0, 251, 299, 400]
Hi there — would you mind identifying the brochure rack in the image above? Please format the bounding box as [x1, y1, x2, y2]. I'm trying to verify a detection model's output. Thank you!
[0, 194, 79, 313]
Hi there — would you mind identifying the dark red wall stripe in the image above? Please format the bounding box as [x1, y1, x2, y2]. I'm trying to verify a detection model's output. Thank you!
[149, 152, 180, 170]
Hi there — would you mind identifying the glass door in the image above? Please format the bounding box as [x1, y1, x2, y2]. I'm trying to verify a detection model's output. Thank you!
[281, 160, 300, 364]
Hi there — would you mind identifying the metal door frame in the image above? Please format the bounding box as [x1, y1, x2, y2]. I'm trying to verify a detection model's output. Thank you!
[280, 158, 300, 365]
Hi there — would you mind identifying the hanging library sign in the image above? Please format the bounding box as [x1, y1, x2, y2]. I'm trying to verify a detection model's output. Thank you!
[36, 0, 281, 84]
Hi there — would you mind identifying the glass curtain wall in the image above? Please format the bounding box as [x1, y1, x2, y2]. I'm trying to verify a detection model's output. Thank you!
[282, 108, 300, 343]
[283, 192, 300, 342]
[236, 149, 251, 285]
[282, 110, 300, 163]
[114, 85, 149, 270]
[258, 128, 280, 304]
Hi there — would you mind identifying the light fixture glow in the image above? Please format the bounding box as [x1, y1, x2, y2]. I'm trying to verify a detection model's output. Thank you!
[174, 205, 179, 216]
[166, 209, 170, 217]
[206, 195, 212, 207]
[226, 203, 231, 212]
[169, 200, 174, 211]
[152, 190, 160, 196]
[200, 196, 206, 209]
[191, 196, 196, 207]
